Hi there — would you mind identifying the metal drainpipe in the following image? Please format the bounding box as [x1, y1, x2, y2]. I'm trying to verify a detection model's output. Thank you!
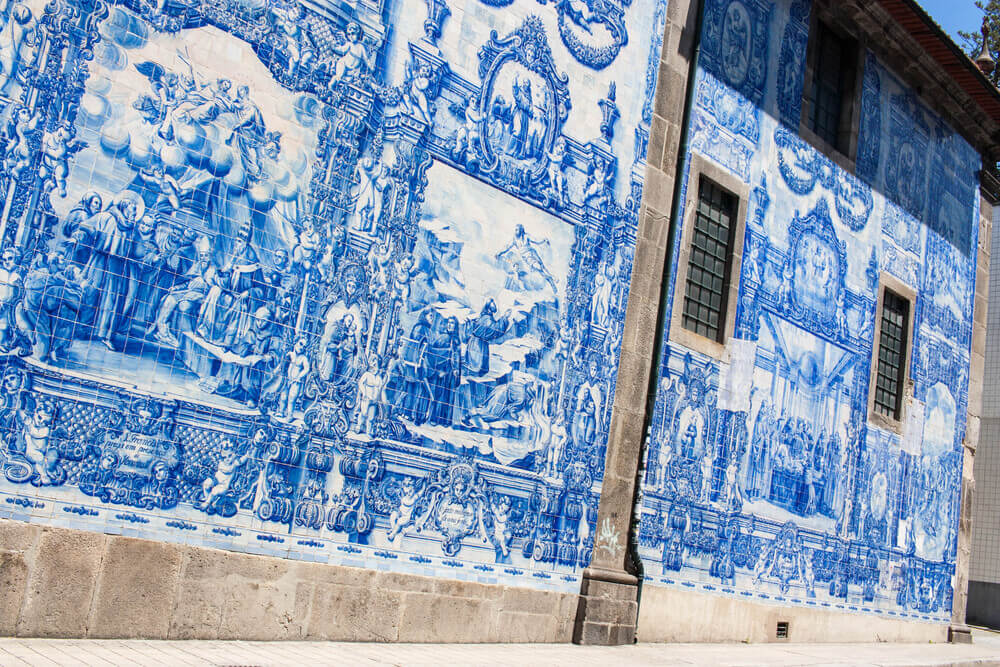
[627, 0, 705, 620]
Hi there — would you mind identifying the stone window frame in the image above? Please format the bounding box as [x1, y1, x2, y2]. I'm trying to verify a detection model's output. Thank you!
[668, 154, 749, 361]
[799, 9, 866, 173]
[867, 271, 918, 434]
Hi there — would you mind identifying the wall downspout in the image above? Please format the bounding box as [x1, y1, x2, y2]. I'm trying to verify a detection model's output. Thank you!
[627, 0, 705, 616]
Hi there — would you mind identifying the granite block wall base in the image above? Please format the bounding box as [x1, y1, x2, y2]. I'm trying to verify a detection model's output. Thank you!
[0, 518, 580, 642]
[636, 583, 950, 644]
[8, 516, 962, 643]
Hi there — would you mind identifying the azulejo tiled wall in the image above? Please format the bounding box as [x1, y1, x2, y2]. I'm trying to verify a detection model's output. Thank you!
[0, 0, 666, 590]
[637, 0, 980, 623]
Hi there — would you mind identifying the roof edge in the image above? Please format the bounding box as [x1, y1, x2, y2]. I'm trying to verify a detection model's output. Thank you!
[888, 0, 1000, 117]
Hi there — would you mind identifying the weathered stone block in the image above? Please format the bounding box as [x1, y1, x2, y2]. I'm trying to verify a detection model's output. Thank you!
[654, 57, 689, 121]
[0, 551, 29, 637]
[168, 577, 226, 640]
[648, 116, 668, 171]
[217, 576, 306, 640]
[0, 519, 40, 552]
[578, 595, 637, 623]
[434, 578, 504, 601]
[306, 581, 403, 641]
[298, 561, 377, 589]
[500, 586, 560, 615]
[88, 537, 183, 639]
[373, 570, 435, 593]
[17, 529, 106, 638]
[574, 620, 611, 645]
[397, 592, 498, 643]
[642, 167, 676, 220]
[496, 611, 559, 643]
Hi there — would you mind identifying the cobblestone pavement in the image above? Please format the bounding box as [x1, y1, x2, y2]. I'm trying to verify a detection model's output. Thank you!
[2, 629, 999, 666]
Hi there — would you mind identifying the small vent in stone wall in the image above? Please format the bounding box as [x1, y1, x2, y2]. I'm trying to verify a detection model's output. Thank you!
[776, 621, 789, 639]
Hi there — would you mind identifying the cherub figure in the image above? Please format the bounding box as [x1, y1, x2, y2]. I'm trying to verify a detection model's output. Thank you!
[564, 0, 603, 34]
[18, 398, 65, 486]
[269, 2, 317, 78]
[777, 260, 794, 312]
[403, 61, 435, 125]
[328, 22, 374, 88]
[137, 163, 183, 211]
[545, 409, 568, 477]
[546, 136, 569, 208]
[0, 247, 23, 352]
[836, 291, 849, 339]
[719, 458, 742, 510]
[387, 476, 422, 540]
[450, 95, 482, 166]
[2, 106, 40, 180]
[699, 450, 714, 501]
[354, 355, 384, 434]
[392, 255, 418, 309]
[38, 120, 87, 198]
[351, 155, 391, 234]
[200, 444, 251, 510]
[271, 336, 310, 419]
[292, 217, 321, 273]
[368, 239, 394, 300]
[488, 494, 512, 558]
[583, 157, 610, 207]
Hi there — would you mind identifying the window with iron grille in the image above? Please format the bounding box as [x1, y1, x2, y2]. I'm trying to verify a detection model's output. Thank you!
[873, 289, 910, 420]
[806, 20, 858, 155]
[682, 177, 737, 343]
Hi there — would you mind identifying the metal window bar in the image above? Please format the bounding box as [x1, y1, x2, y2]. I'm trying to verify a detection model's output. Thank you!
[809, 23, 845, 150]
[874, 290, 910, 419]
[682, 178, 736, 342]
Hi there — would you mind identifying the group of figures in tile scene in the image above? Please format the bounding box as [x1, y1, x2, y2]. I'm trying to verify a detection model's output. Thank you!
[0, 0, 665, 584]
[0, 0, 981, 626]
[635, 0, 979, 622]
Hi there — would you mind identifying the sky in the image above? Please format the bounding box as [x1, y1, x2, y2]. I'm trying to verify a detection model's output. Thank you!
[917, 0, 984, 49]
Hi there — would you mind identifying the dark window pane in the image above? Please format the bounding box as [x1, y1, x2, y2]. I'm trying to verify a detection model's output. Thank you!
[682, 178, 737, 342]
[808, 22, 853, 153]
[873, 290, 910, 420]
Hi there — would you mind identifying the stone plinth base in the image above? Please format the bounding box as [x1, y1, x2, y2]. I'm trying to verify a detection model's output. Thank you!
[572, 567, 639, 645]
[949, 624, 974, 644]
[0, 519, 577, 642]
[637, 583, 951, 644]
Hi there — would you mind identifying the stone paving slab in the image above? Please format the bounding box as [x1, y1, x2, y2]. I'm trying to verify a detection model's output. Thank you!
[2, 630, 1000, 666]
